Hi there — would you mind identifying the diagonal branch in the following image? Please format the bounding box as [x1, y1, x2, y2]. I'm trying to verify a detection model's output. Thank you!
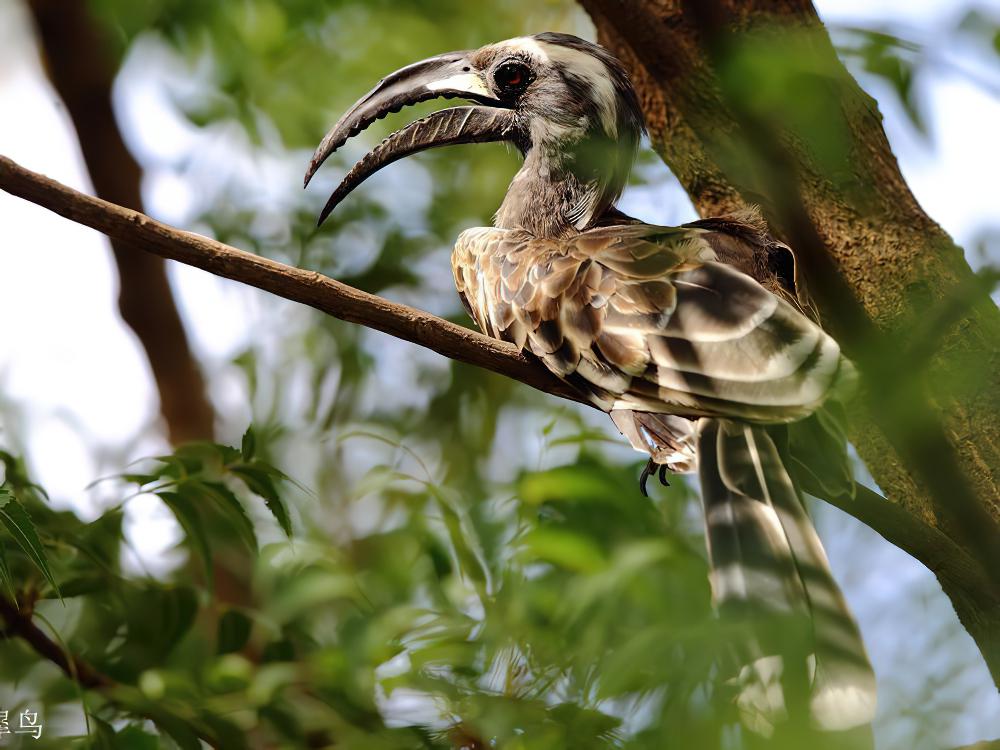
[0, 593, 110, 689]
[0, 593, 224, 747]
[0, 155, 585, 408]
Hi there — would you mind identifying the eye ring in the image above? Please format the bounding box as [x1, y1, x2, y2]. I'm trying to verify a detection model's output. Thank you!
[493, 60, 533, 95]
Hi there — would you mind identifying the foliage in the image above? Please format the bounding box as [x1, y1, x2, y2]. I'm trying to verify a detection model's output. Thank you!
[1, 433, 752, 748]
[831, 8, 1000, 137]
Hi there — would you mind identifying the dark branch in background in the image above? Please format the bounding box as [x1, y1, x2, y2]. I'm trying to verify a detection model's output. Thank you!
[579, 0, 1000, 687]
[0, 593, 223, 748]
[26, 0, 214, 444]
[0, 153, 986, 610]
[0, 593, 110, 689]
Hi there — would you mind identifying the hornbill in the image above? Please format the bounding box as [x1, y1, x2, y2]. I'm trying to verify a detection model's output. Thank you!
[306, 33, 876, 738]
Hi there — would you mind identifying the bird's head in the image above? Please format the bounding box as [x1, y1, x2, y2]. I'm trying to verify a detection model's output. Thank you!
[306, 33, 645, 234]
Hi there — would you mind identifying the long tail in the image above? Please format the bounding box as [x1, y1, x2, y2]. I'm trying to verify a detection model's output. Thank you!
[696, 417, 877, 739]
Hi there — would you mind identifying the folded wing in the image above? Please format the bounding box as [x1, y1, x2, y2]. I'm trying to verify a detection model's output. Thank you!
[452, 224, 852, 424]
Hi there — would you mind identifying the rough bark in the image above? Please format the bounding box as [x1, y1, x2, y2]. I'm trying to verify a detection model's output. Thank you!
[579, 0, 1000, 684]
[26, 0, 214, 444]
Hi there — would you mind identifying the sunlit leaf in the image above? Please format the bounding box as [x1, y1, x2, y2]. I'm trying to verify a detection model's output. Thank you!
[230, 464, 293, 537]
[0, 487, 59, 597]
[519, 465, 622, 505]
[520, 527, 607, 573]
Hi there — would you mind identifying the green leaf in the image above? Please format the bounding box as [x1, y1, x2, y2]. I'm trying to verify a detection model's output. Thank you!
[0, 487, 60, 597]
[241, 426, 256, 461]
[521, 528, 607, 573]
[128, 586, 199, 663]
[113, 726, 160, 750]
[85, 716, 118, 749]
[217, 609, 253, 654]
[197, 712, 249, 750]
[48, 575, 106, 599]
[230, 465, 292, 536]
[198, 481, 258, 552]
[519, 465, 622, 505]
[157, 491, 213, 585]
[0, 540, 15, 603]
[88, 722, 159, 750]
[150, 712, 202, 750]
[435, 491, 488, 593]
[120, 472, 161, 487]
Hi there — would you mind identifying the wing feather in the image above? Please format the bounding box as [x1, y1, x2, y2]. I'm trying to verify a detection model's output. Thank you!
[452, 224, 849, 423]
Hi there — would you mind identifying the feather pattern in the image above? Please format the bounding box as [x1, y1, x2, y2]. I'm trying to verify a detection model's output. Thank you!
[698, 418, 876, 737]
[452, 222, 851, 424]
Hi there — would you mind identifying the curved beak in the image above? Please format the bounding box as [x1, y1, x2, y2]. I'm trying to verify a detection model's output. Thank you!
[305, 51, 518, 226]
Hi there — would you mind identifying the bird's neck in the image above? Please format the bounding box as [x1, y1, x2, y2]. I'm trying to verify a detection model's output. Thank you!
[495, 134, 630, 238]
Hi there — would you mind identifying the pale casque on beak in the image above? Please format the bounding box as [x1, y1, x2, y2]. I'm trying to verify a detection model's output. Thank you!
[304, 50, 523, 226]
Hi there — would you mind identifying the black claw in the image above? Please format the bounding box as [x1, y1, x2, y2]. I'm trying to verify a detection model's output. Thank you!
[638, 458, 655, 497]
[639, 459, 672, 496]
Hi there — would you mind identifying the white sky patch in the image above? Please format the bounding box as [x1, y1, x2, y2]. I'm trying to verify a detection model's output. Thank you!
[0, 42, 156, 517]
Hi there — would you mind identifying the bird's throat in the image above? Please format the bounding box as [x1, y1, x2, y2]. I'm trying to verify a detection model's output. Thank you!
[494, 138, 623, 238]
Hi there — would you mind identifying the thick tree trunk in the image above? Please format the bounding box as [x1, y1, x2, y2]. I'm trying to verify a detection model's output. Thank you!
[580, 0, 1000, 685]
[27, 0, 214, 444]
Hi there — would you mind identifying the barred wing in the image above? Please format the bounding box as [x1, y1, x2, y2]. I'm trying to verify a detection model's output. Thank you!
[452, 224, 852, 423]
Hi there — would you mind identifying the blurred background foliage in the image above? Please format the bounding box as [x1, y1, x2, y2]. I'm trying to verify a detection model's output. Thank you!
[0, 0, 999, 748]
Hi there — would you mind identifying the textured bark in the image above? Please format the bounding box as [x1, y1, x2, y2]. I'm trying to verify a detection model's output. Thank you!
[579, 0, 1000, 684]
[27, 0, 214, 444]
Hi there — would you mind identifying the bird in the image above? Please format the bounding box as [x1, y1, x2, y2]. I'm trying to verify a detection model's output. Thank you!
[305, 32, 877, 740]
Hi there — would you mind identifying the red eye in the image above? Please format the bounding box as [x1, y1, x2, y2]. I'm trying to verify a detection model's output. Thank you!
[494, 62, 532, 94]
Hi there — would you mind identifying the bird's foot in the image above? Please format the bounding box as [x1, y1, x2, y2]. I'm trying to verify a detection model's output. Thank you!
[638, 458, 671, 497]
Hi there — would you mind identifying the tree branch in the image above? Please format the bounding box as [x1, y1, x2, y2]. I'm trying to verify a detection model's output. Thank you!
[0, 591, 228, 748]
[0, 593, 110, 689]
[0, 154, 585, 408]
